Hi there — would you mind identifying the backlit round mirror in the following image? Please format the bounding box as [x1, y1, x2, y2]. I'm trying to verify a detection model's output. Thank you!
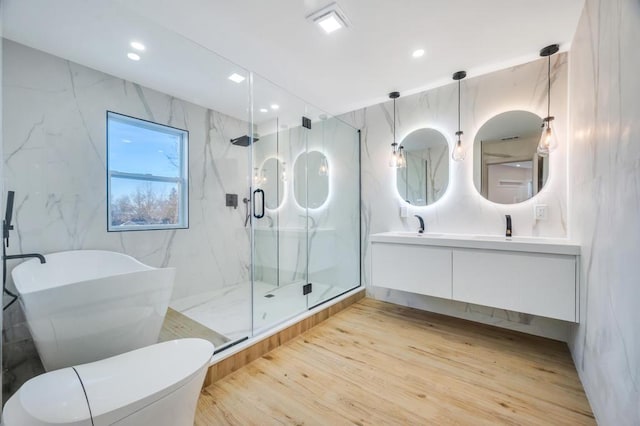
[294, 151, 329, 209]
[396, 128, 449, 206]
[259, 157, 284, 210]
[473, 110, 547, 204]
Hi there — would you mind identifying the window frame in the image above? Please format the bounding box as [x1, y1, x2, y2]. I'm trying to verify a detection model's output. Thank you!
[106, 111, 189, 232]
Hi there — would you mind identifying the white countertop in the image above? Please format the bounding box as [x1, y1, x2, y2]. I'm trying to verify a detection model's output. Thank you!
[370, 232, 581, 255]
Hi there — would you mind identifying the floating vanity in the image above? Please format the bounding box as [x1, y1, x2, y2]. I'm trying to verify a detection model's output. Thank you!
[370, 232, 580, 322]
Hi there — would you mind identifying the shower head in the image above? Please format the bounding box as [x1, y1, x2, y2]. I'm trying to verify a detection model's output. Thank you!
[230, 134, 260, 147]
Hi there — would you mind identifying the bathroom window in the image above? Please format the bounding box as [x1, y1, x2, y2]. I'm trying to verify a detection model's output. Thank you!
[107, 111, 188, 231]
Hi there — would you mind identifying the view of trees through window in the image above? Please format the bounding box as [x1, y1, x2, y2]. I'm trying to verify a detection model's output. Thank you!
[107, 111, 188, 231]
[110, 183, 180, 227]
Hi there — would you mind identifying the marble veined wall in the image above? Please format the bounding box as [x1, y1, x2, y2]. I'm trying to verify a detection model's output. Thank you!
[2, 40, 252, 298]
[341, 53, 572, 341]
[2, 40, 252, 395]
[568, 0, 640, 424]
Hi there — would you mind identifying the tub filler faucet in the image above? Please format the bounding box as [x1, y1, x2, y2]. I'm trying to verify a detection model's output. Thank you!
[2, 190, 46, 311]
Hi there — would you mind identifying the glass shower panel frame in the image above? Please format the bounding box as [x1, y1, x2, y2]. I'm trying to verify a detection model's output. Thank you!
[250, 74, 311, 336]
[306, 116, 361, 308]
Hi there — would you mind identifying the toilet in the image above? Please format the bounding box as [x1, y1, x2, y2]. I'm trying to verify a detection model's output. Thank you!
[2, 338, 214, 426]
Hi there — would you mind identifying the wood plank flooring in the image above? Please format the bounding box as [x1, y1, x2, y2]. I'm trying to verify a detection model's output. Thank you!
[159, 307, 230, 347]
[195, 298, 594, 425]
[204, 289, 365, 386]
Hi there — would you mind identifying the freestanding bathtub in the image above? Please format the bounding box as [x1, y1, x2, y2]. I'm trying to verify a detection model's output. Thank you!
[11, 250, 175, 371]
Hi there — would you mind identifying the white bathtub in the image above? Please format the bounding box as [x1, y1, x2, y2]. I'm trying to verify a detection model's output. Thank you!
[12, 250, 175, 371]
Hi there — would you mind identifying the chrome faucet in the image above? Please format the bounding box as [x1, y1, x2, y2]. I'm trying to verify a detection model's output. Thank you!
[505, 214, 512, 237]
[414, 215, 425, 234]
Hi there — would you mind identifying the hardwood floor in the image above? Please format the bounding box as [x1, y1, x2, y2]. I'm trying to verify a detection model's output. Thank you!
[159, 307, 230, 347]
[195, 298, 594, 425]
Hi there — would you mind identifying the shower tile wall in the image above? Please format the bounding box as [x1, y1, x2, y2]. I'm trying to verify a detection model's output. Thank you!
[568, 0, 640, 423]
[2, 40, 251, 395]
[341, 53, 572, 341]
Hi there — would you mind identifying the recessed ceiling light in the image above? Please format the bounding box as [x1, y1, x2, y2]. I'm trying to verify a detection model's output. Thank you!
[127, 52, 140, 61]
[317, 14, 343, 33]
[412, 49, 425, 58]
[270, 104, 280, 110]
[259, 108, 268, 113]
[130, 41, 146, 51]
[228, 73, 245, 83]
[307, 3, 349, 34]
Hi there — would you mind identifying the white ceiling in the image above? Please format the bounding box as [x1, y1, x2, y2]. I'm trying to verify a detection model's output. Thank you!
[3, 0, 584, 121]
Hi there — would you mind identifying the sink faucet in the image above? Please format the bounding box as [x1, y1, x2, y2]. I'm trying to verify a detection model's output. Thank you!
[505, 214, 512, 237]
[414, 215, 425, 234]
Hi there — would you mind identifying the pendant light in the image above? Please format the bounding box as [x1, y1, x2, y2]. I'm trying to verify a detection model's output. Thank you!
[451, 71, 467, 161]
[388, 91, 405, 168]
[537, 44, 559, 157]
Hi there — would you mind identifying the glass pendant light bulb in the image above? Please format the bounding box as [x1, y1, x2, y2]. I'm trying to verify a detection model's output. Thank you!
[318, 157, 328, 176]
[452, 133, 466, 161]
[389, 143, 399, 167]
[397, 146, 406, 168]
[389, 153, 397, 167]
[253, 167, 261, 186]
[537, 117, 557, 157]
[281, 162, 287, 181]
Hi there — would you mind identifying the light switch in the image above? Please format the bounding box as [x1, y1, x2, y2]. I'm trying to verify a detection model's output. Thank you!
[400, 205, 408, 218]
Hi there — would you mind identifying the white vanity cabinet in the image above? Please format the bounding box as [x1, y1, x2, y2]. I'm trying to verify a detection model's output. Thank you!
[370, 233, 580, 322]
[452, 249, 576, 322]
[371, 243, 452, 299]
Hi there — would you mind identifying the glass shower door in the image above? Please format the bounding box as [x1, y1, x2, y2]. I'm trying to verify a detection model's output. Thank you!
[250, 76, 361, 336]
[305, 116, 361, 308]
[250, 77, 310, 334]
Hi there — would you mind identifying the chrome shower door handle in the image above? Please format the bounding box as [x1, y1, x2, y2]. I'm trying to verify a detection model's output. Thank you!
[253, 189, 265, 219]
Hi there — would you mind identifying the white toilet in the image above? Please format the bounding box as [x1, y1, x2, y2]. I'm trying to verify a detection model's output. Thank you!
[2, 338, 214, 426]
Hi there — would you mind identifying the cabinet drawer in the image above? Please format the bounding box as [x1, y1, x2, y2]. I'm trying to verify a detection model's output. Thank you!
[452, 249, 576, 321]
[371, 243, 452, 299]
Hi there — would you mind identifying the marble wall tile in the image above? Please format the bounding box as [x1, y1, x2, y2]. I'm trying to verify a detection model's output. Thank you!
[568, 0, 640, 424]
[341, 53, 572, 341]
[3, 40, 252, 300]
[2, 40, 253, 393]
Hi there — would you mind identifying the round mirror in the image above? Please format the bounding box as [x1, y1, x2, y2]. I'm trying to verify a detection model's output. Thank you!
[294, 151, 329, 209]
[473, 111, 547, 204]
[396, 128, 449, 206]
[259, 157, 284, 210]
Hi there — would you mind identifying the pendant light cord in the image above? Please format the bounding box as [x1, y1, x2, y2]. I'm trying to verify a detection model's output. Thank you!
[393, 97, 396, 147]
[457, 79, 461, 134]
[547, 55, 551, 118]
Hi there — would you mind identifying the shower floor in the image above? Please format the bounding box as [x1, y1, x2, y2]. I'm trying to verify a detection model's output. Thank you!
[170, 280, 345, 344]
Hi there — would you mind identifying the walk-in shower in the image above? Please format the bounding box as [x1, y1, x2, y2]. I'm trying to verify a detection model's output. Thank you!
[170, 79, 361, 348]
[1, 2, 361, 401]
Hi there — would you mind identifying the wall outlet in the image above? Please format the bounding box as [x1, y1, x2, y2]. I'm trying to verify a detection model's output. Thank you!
[400, 205, 409, 218]
[534, 204, 548, 221]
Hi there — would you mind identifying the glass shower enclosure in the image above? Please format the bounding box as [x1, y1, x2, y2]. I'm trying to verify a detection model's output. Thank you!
[249, 75, 361, 335]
